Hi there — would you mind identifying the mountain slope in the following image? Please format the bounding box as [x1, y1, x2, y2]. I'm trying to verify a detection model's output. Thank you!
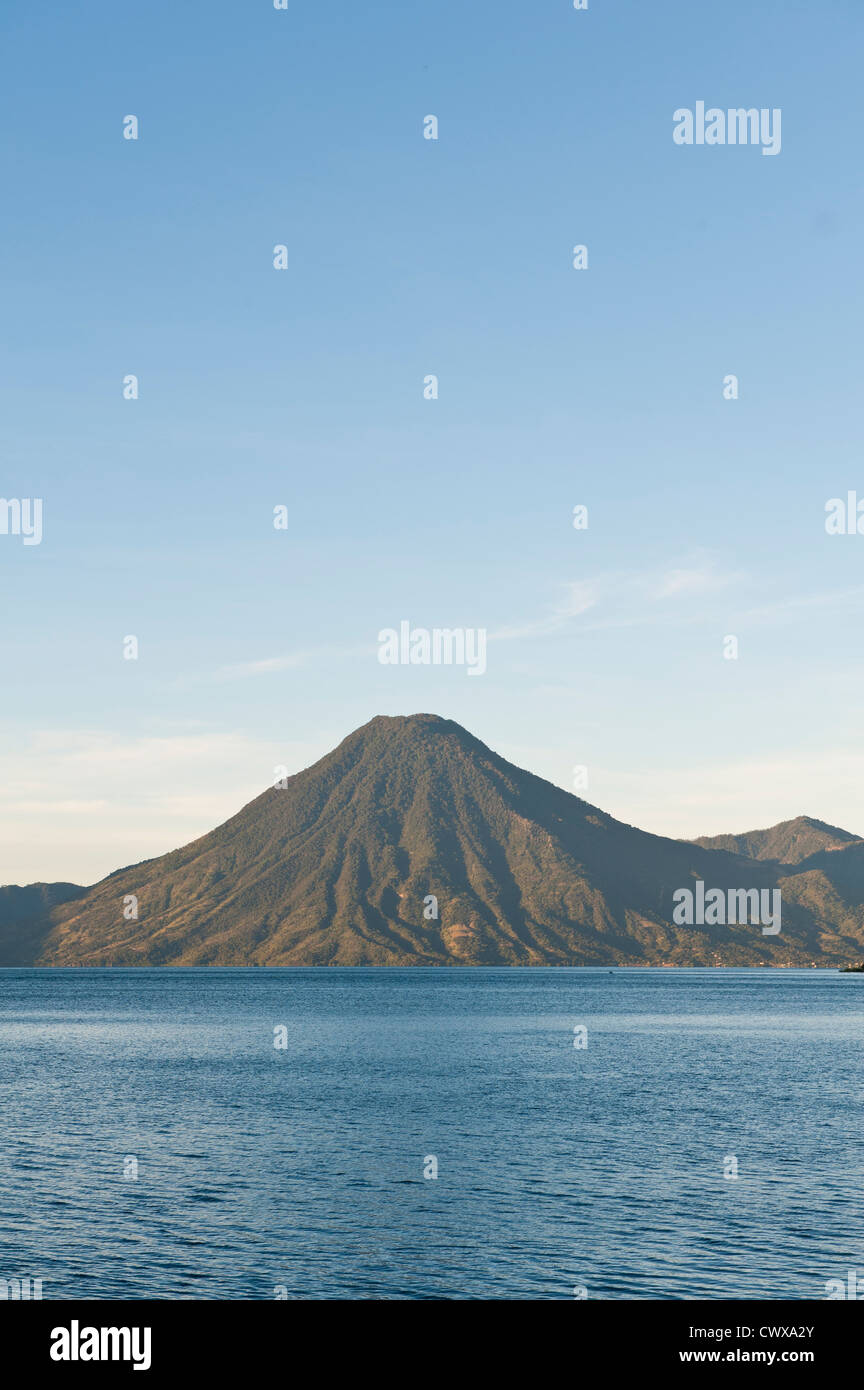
[693, 816, 861, 865]
[5, 716, 864, 967]
[0, 882, 85, 964]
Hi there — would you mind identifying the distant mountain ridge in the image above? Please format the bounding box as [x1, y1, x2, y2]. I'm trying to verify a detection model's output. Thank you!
[0, 882, 83, 917]
[3, 715, 864, 967]
[693, 815, 862, 865]
[0, 882, 85, 964]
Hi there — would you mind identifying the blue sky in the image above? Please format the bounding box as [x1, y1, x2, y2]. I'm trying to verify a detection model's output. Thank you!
[2, 0, 863, 884]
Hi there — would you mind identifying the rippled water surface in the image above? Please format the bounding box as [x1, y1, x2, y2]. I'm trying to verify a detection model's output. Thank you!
[1, 967, 862, 1300]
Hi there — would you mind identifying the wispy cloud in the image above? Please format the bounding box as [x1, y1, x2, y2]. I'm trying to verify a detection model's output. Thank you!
[210, 641, 372, 683]
[653, 562, 737, 599]
[491, 581, 597, 640]
[215, 653, 310, 680]
[492, 556, 741, 643]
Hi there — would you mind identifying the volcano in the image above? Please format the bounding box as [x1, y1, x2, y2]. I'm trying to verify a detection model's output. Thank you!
[4, 714, 864, 966]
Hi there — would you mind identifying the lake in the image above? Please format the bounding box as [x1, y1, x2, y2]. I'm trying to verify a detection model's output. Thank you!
[0, 967, 861, 1300]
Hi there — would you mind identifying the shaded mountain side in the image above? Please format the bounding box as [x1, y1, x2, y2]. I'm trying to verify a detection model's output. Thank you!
[3, 716, 864, 967]
[693, 816, 861, 865]
[776, 841, 864, 937]
[0, 882, 85, 964]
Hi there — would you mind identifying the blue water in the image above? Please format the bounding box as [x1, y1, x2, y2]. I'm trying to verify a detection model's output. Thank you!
[0, 968, 862, 1300]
